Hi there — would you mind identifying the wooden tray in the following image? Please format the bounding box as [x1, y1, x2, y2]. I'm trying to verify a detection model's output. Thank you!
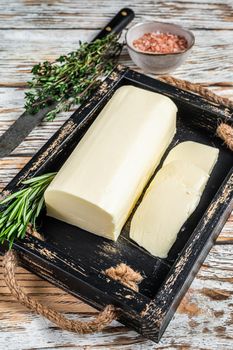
[1, 65, 233, 342]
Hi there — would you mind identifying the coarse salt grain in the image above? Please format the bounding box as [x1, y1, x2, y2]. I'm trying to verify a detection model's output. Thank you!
[133, 32, 188, 54]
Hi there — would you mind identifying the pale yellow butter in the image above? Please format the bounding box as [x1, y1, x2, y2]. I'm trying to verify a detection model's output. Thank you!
[44, 85, 177, 240]
[152, 160, 209, 193]
[164, 141, 219, 174]
[130, 142, 219, 258]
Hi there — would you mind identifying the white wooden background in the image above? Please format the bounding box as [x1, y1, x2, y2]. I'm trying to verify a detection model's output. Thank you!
[0, 1, 233, 349]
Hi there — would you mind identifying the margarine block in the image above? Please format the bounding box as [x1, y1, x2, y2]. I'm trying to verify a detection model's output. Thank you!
[152, 160, 209, 193]
[45, 85, 177, 240]
[130, 175, 201, 258]
[151, 160, 209, 192]
[164, 141, 219, 174]
[130, 141, 219, 258]
[130, 160, 208, 258]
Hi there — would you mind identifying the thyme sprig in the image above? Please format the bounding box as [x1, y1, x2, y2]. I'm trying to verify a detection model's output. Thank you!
[0, 172, 56, 248]
[25, 34, 122, 120]
[1, 35, 122, 247]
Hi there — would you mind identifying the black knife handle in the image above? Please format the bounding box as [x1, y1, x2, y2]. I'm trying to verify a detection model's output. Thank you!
[93, 8, 135, 41]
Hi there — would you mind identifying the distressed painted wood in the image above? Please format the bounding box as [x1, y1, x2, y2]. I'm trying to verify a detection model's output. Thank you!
[0, 0, 232, 30]
[0, 244, 232, 349]
[1, 29, 233, 85]
[0, 1, 233, 349]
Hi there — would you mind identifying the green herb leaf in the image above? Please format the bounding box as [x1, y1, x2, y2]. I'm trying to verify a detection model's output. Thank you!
[25, 34, 122, 121]
[0, 172, 56, 248]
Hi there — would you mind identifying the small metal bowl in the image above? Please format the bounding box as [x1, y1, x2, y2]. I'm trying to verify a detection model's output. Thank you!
[126, 21, 195, 74]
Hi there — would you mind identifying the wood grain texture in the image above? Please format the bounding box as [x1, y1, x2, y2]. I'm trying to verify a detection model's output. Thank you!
[1, 29, 233, 85]
[0, 0, 232, 30]
[0, 244, 232, 349]
[0, 1, 232, 349]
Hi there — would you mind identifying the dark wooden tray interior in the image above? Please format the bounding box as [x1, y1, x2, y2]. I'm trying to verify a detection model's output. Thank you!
[41, 120, 232, 298]
[36, 69, 232, 300]
[2, 66, 233, 342]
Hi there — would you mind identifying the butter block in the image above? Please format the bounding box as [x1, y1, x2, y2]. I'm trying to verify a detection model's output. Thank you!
[164, 141, 219, 174]
[45, 85, 177, 240]
[130, 175, 201, 258]
[152, 160, 209, 193]
[130, 142, 219, 258]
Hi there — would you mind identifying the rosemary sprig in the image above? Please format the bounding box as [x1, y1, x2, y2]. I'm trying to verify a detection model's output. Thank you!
[0, 172, 56, 248]
[25, 34, 122, 120]
[2, 35, 121, 247]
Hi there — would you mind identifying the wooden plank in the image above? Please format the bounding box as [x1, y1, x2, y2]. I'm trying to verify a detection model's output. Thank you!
[0, 244, 232, 349]
[0, 28, 232, 157]
[0, 0, 232, 30]
[0, 25, 232, 157]
[0, 1, 233, 348]
[0, 29, 233, 85]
